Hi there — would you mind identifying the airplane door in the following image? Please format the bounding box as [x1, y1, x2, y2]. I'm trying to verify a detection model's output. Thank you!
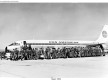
[23, 41, 27, 45]
[23, 41, 27, 47]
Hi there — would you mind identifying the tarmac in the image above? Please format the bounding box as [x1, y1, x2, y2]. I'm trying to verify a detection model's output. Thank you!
[0, 55, 108, 78]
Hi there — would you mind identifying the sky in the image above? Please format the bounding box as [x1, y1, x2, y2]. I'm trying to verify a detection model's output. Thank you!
[0, 3, 108, 49]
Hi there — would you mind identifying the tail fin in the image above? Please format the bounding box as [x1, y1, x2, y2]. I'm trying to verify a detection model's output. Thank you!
[96, 25, 108, 43]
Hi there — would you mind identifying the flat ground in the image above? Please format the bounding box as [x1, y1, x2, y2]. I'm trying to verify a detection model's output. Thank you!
[0, 55, 108, 78]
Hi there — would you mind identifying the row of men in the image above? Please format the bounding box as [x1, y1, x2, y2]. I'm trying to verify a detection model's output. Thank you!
[4, 46, 105, 61]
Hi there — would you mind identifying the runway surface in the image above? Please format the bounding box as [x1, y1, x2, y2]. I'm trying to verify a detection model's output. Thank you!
[0, 56, 108, 78]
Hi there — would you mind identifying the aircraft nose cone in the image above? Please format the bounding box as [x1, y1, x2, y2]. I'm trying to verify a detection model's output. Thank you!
[6, 46, 13, 51]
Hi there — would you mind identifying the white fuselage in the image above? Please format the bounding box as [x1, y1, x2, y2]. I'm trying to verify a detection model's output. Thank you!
[6, 25, 108, 51]
[6, 40, 98, 51]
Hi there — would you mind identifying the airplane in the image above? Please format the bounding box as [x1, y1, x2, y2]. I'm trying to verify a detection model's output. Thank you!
[6, 25, 108, 52]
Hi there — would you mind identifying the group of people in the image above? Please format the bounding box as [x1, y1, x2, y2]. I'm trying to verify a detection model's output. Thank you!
[3, 45, 105, 61]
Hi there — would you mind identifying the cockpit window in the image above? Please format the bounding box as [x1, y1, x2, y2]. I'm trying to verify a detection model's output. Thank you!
[9, 42, 20, 46]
